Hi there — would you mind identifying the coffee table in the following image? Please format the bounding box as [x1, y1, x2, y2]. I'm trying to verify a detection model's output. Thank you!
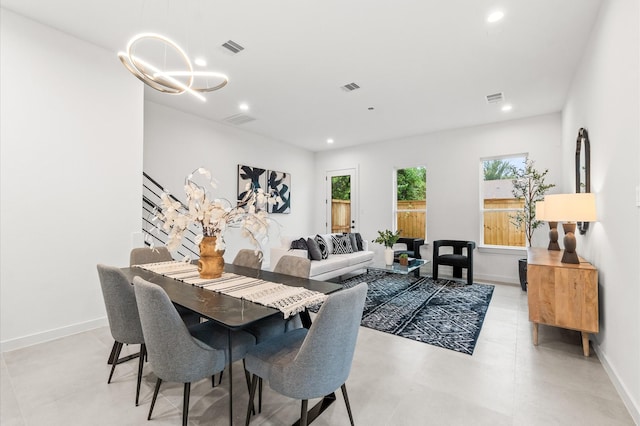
[367, 259, 429, 278]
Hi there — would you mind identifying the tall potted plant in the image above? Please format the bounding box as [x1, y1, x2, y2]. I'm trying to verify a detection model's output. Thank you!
[510, 158, 555, 290]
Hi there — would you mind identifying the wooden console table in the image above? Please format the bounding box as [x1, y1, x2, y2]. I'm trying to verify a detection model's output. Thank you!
[526, 248, 598, 356]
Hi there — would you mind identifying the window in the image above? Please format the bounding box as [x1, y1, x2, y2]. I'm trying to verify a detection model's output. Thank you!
[481, 156, 525, 247]
[395, 166, 426, 240]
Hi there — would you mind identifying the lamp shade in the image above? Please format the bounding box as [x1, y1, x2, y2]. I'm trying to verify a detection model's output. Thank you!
[544, 193, 597, 222]
[535, 201, 546, 221]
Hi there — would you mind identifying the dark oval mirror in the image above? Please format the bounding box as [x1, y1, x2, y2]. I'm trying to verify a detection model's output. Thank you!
[575, 128, 591, 234]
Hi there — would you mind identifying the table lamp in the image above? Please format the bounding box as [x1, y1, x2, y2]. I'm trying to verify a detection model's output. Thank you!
[534, 201, 560, 251]
[544, 193, 597, 264]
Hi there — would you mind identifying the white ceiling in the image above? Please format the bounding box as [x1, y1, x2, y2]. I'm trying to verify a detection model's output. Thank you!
[1, 0, 602, 152]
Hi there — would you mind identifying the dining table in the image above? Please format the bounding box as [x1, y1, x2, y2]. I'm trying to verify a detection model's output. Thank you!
[121, 262, 343, 425]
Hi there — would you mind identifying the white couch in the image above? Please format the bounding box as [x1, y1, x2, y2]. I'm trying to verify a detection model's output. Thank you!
[270, 233, 374, 281]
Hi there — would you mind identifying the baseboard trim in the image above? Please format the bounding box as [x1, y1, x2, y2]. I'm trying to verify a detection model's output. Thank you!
[1, 317, 108, 353]
[593, 343, 640, 424]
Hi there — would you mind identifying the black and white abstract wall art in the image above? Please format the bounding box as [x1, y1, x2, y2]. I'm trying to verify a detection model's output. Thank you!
[237, 164, 266, 202]
[267, 169, 291, 213]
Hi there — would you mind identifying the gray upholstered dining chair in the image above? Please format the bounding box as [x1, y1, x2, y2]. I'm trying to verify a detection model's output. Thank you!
[244, 254, 309, 409]
[130, 246, 173, 266]
[273, 254, 311, 278]
[96, 264, 146, 406]
[129, 246, 201, 327]
[133, 276, 256, 426]
[232, 249, 263, 270]
[246, 255, 310, 344]
[244, 282, 368, 426]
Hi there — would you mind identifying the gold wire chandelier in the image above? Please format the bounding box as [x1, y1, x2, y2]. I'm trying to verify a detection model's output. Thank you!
[118, 33, 228, 102]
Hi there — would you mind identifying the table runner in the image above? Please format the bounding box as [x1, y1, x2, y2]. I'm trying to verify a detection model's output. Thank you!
[134, 261, 327, 318]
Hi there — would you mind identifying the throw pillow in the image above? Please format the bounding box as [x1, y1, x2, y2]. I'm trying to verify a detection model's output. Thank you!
[332, 234, 354, 254]
[347, 233, 359, 252]
[306, 238, 323, 261]
[290, 237, 308, 251]
[354, 232, 364, 251]
[315, 235, 329, 259]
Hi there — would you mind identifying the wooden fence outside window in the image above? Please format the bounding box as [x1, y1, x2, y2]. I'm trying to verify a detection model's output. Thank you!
[332, 198, 525, 247]
[483, 198, 525, 246]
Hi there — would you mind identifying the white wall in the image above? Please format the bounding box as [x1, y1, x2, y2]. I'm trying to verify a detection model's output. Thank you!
[0, 10, 144, 351]
[561, 0, 640, 421]
[315, 113, 563, 284]
[143, 101, 316, 266]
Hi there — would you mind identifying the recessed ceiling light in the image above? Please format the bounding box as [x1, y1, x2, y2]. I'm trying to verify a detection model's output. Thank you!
[327, 138, 334, 144]
[239, 103, 249, 111]
[487, 11, 505, 23]
[501, 104, 513, 112]
[194, 57, 207, 67]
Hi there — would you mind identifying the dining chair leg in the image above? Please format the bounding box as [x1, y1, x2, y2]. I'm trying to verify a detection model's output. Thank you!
[148, 378, 162, 420]
[183, 382, 191, 426]
[341, 383, 355, 426]
[245, 375, 259, 426]
[107, 341, 123, 383]
[135, 344, 146, 406]
[242, 361, 255, 415]
[300, 399, 308, 426]
[258, 378, 263, 413]
[107, 341, 119, 364]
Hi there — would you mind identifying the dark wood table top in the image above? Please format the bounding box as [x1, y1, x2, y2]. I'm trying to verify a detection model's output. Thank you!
[121, 263, 343, 329]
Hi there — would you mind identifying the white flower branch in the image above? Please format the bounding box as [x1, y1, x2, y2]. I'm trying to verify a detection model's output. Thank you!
[149, 168, 279, 254]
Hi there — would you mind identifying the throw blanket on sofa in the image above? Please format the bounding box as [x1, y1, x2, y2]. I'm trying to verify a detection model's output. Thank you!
[135, 261, 327, 318]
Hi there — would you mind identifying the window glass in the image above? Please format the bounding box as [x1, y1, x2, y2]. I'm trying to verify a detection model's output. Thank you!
[481, 156, 525, 247]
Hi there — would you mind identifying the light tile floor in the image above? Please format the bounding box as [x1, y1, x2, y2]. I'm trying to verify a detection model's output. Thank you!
[1, 282, 635, 425]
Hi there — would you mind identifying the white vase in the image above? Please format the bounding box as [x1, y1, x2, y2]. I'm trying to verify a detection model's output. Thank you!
[384, 248, 394, 266]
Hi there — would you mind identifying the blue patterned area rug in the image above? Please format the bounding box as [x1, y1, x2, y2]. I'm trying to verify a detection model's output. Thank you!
[334, 271, 494, 355]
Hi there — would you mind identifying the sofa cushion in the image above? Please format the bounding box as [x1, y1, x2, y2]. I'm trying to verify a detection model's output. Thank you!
[306, 237, 323, 261]
[333, 251, 375, 267]
[309, 256, 349, 276]
[315, 235, 329, 259]
[318, 234, 334, 254]
[347, 233, 359, 252]
[290, 237, 308, 250]
[354, 233, 364, 251]
[332, 234, 354, 254]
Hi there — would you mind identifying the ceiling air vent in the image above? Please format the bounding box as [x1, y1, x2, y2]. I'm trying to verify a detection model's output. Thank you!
[486, 92, 504, 104]
[341, 82, 360, 92]
[222, 40, 245, 54]
[224, 113, 255, 125]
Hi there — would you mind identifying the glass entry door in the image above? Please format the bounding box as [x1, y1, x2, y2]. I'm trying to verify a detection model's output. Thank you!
[326, 168, 357, 234]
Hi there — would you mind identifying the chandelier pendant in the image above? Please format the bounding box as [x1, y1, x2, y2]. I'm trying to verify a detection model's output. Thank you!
[118, 33, 228, 102]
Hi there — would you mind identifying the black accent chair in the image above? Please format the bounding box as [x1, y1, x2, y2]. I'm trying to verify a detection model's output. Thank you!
[393, 237, 425, 260]
[432, 240, 476, 285]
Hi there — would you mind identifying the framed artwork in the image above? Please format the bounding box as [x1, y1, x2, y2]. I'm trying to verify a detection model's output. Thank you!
[237, 164, 266, 202]
[267, 169, 291, 213]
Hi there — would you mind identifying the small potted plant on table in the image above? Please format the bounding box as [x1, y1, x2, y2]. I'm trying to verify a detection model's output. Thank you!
[398, 253, 409, 266]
